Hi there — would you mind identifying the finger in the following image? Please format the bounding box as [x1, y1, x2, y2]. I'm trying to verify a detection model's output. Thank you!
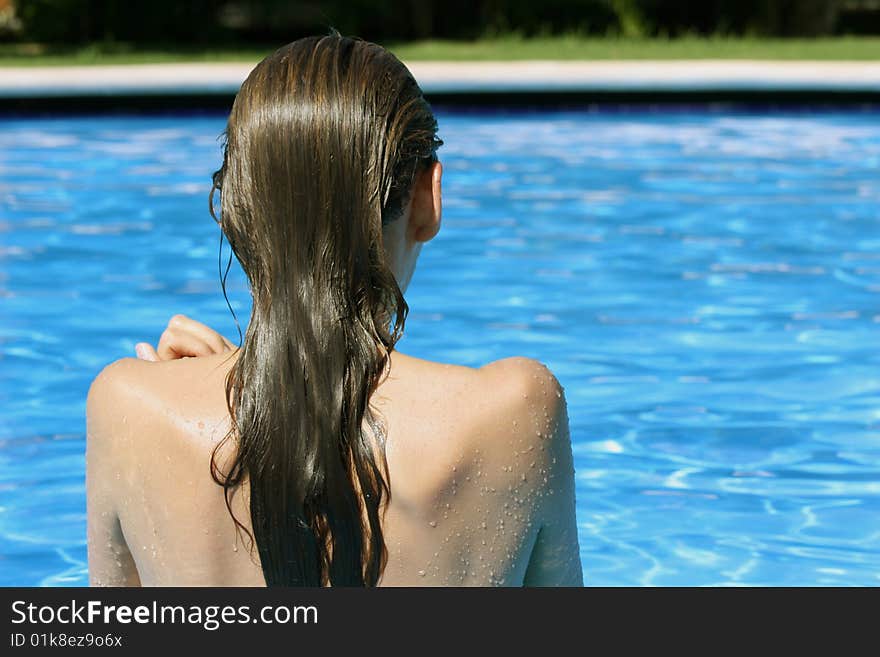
[167, 314, 230, 355]
[156, 328, 215, 361]
[135, 342, 160, 362]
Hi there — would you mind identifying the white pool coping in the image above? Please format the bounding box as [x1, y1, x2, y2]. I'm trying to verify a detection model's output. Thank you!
[1, 60, 879, 97]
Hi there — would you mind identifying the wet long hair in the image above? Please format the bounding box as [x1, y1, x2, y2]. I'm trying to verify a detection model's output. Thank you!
[208, 34, 442, 586]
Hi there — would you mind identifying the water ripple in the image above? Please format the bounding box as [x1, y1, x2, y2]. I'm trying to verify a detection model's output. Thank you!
[2, 110, 879, 585]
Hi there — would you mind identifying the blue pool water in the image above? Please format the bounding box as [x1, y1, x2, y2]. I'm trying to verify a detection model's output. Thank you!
[1, 109, 878, 586]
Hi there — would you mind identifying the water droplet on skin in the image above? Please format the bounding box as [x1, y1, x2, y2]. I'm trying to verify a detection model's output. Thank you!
[428, 520, 437, 527]
[418, 570, 426, 577]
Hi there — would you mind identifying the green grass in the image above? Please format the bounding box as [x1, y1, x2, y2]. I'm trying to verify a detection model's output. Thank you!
[388, 35, 880, 61]
[1, 36, 879, 66]
[0, 43, 276, 66]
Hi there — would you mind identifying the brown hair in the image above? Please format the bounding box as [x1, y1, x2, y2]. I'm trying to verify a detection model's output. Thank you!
[209, 33, 442, 586]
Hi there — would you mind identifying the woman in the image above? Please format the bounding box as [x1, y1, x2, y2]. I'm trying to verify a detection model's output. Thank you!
[86, 34, 581, 586]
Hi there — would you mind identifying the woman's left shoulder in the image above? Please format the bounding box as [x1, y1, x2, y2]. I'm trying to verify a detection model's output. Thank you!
[88, 357, 151, 413]
[86, 357, 160, 450]
[87, 353, 236, 451]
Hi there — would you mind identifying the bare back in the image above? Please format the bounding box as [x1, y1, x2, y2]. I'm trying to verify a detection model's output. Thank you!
[86, 351, 582, 586]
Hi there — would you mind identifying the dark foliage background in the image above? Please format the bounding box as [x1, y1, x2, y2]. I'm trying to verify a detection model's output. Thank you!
[3, 0, 879, 45]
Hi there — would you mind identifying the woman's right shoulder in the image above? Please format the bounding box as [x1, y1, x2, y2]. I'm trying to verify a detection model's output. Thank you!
[387, 354, 571, 529]
[477, 356, 564, 403]
[392, 352, 566, 429]
[473, 356, 568, 451]
[396, 353, 569, 464]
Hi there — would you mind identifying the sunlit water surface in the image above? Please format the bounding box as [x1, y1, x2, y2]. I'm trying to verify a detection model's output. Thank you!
[1, 109, 878, 585]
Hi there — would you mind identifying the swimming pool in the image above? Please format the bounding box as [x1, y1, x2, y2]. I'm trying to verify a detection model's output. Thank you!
[1, 108, 878, 586]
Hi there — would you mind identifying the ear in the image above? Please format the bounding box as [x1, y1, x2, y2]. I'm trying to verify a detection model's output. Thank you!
[408, 160, 442, 244]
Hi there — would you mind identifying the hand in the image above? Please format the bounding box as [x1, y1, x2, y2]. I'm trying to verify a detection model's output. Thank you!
[135, 314, 236, 362]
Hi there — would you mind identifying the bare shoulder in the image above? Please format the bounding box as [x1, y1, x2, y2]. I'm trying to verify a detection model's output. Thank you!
[387, 353, 563, 412]
[471, 356, 568, 460]
[89, 352, 234, 394]
[380, 352, 567, 487]
[478, 356, 565, 407]
[471, 357, 565, 438]
[385, 352, 566, 445]
[88, 356, 150, 398]
[87, 357, 155, 432]
[477, 358, 579, 584]
[86, 353, 236, 451]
